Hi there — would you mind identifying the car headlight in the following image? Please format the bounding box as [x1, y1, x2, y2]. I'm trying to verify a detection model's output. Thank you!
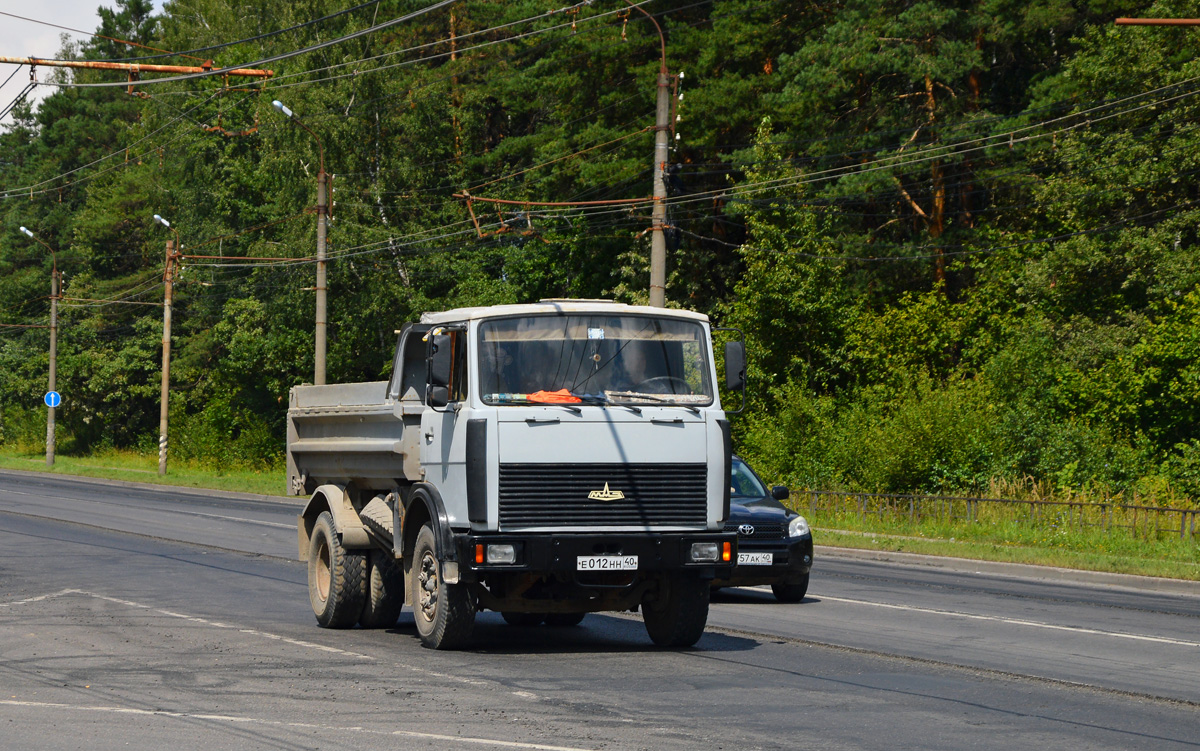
[788, 515, 810, 538]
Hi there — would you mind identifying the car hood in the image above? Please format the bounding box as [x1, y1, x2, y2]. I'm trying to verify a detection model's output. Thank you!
[727, 496, 793, 523]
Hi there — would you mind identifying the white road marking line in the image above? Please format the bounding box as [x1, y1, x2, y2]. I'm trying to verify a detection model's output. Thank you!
[77, 591, 377, 660]
[0, 488, 293, 528]
[814, 593, 1200, 648]
[0, 589, 540, 697]
[178, 510, 294, 529]
[0, 588, 80, 608]
[0, 700, 595, 751]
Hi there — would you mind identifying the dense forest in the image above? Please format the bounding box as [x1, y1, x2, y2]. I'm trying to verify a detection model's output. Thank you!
[2, 0, 1199, 502]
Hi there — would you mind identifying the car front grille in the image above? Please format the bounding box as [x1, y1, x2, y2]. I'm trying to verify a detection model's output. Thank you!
[498, 463, 707, 529]
[724, 521, 788, 540]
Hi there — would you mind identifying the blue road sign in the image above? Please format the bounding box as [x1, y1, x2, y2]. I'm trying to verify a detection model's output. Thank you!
[44, 391, 61, 408]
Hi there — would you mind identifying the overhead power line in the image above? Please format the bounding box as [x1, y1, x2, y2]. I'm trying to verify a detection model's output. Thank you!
[0, 10, 203, 61]
[33, 0, 459, 89]
[83, 0, 386, 64]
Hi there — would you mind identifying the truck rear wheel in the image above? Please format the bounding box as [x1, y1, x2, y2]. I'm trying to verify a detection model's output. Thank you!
[642, 575, 710, 648]
[360, 549, 405, 628]
[411, 524, 475, 649]
[308, 511, 366, 628]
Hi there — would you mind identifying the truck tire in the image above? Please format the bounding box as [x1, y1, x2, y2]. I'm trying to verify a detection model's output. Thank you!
[411, 524, 475, 649]
[544, 612, 586, 627]
[359, 549, 405, 628]
[308, 511, 366, 629]
[771, 573, 810, 604]
[642, 575, 710, 648]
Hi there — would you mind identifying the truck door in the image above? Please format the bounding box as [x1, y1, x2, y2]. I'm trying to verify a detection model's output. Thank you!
[420, 325, 470, 524]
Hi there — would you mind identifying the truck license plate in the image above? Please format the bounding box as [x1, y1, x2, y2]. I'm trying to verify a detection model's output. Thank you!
[738, 552, 773, 566]
[577, 555, 638, 571]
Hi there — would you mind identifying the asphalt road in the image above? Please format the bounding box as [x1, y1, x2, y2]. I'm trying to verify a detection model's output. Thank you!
[1, 469, 1197, 750]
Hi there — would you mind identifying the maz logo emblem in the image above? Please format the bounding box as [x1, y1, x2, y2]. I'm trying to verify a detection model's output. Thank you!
[738, 524, 755, 536]
[587, 483, 625, 502]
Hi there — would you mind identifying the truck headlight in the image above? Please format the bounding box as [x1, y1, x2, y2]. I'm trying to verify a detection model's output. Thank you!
[486, 544, 518, 564]
[788, 516, 810, 538]
[690, 542, 719, 562]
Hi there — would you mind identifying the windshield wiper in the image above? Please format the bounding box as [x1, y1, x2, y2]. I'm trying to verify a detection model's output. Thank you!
[608, 392, 700, 414]
[572, 391, 642, 415]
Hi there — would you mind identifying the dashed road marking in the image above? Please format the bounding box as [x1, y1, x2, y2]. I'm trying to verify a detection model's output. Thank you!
[0, 700, 596, 751]
[813, 593, 1200, 648]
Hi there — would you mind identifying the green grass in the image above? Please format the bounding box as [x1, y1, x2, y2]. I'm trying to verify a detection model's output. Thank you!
[809, 513, 1200, 581]
[0, 449, 289, 498]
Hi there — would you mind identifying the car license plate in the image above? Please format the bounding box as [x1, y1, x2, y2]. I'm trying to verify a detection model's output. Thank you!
[577, 555, 638, 571]
[738, 552, 773, 566]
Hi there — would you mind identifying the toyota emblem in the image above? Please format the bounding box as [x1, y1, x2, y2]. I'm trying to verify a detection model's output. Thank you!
[737, 524, 755, 536]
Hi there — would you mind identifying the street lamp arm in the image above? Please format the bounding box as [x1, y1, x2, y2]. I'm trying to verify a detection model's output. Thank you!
[19, 226, 58, 277]
[292, 116, 325, 176]
[271, 100, 325, 175]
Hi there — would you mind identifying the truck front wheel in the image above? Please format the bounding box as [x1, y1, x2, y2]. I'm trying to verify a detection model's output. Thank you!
[642, 575, 710, 648]
[308, 511, 366, 628]
[411, 524, 475, 649]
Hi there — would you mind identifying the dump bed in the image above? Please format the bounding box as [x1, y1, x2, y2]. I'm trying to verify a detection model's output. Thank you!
[285, 381, 424, 495]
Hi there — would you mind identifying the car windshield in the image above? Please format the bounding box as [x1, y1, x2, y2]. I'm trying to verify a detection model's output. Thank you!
[731, 458, 767, 498]
[479, 314, 714, 407]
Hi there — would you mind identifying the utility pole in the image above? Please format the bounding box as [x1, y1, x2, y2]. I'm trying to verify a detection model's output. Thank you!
[153, 215, 180, 476]
[622, 1, 672, 308]
[272, 100, 328, 385]
[649, 65, 671, 308]
[47, 263, 57, 466]
[20, 226, 58, 466]
[160, 239, 176, 476]
[316, 169, 328, 386]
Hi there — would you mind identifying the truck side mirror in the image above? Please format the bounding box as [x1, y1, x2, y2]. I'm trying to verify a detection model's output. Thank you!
[428, 334, 452, 408]
[771, 485, 789, 501]
[724, 340, 745, 391]
[429, 334, 452, 387]
[428, 385, 449, 409]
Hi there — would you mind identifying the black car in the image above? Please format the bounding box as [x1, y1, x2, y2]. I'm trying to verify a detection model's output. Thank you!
[713, 456, 814, 602]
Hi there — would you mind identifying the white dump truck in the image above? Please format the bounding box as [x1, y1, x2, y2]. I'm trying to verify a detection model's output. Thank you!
[287, 299, 744, 648]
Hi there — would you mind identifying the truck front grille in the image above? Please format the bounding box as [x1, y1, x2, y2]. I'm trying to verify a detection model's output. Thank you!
[498, 463, 708, 529]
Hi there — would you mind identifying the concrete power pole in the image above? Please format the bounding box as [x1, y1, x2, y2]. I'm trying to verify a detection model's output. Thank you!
[158, 238, 178, 476]
[648, 66, 672, 308]
[20, 226, 58, 466]
[315, 170, 328, 385]
[271, 99, 328, 385]
[47, 269, 57, 467]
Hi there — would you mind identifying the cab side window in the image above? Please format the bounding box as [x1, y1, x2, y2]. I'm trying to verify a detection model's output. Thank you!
[449, 329, 468, 402]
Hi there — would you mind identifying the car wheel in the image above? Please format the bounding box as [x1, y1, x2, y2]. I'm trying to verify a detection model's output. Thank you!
[771, 573, 809, 603]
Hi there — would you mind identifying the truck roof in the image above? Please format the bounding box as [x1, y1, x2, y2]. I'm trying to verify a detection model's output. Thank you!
[419, 299, 711, 325]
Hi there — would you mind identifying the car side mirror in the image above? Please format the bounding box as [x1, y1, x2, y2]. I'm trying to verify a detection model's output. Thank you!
[771, 485, 789, 501]
[724, 340, 745, 391]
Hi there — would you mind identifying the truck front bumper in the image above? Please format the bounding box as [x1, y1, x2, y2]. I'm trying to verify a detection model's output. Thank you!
[455, 532, 737, 579]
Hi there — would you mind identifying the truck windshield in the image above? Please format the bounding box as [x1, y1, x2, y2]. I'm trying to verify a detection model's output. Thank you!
[479, 314, 714, 407]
